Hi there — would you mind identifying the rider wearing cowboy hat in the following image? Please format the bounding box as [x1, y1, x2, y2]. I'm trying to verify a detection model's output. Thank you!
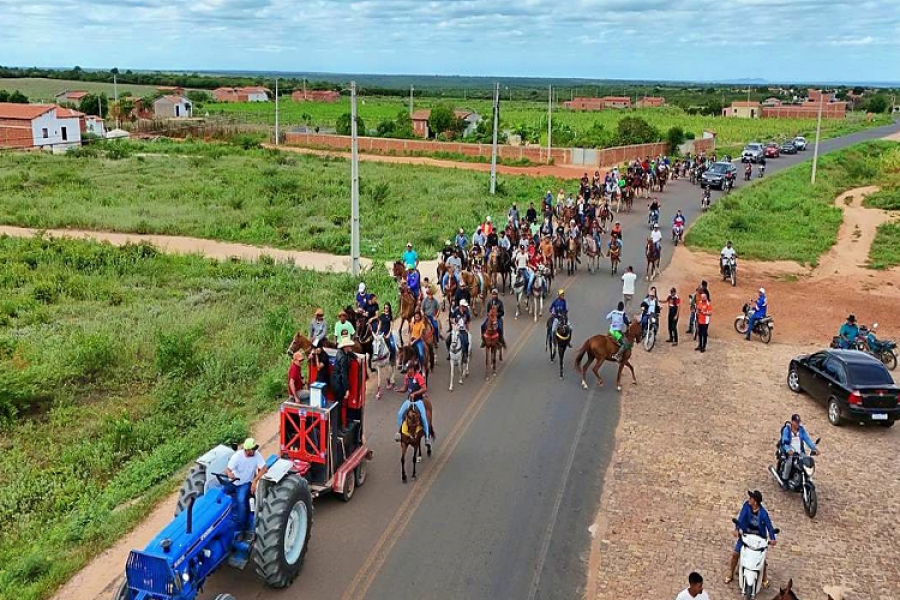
[481, 289, 506, 348]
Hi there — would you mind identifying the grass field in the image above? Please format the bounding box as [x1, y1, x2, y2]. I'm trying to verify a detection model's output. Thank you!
[687, 140, 900, 267]
[0, 139, 562, 261]
[0, 78, 162, 102]
[206, 96, 890, 151]
[0, 235, 396, 600]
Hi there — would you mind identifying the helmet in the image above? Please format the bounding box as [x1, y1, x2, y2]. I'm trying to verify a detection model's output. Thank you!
[358, 282, 366, 293]
[653, 223, 659, 229]
[758, 287, 765, 294]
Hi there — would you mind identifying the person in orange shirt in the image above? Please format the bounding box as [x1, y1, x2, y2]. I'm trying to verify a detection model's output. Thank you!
[410, 312, 427, 366]
[695, 293, 711, 353]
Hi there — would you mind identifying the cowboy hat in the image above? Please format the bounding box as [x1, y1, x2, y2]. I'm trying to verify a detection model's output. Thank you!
[358, 282, 366, 293]
[459, 299, 469, 307]
[823, 585, 851, 600]
[338, 336, 354, 349]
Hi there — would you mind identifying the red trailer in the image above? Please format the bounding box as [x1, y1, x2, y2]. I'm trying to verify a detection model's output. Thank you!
[280, 349, 372, 501]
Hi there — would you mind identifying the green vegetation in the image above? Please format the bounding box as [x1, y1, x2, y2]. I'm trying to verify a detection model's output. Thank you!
[869, 223, 900, 269]
[687, 140, 900, 266]
[0, 139, 562, 261]
[0, 234, 396, 600]
[0, 77, 161, 103]
[0, 89, 29, 103]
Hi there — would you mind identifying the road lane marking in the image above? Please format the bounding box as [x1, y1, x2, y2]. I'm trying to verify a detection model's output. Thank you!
[341, 275, 575, 600]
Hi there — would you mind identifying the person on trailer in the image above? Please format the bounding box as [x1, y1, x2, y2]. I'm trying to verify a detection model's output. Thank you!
[330, 336, 354, 430]
[395, 362, 432, 443]
[224, 438, 268, 539]
[334, 311, 356, 342]
[288, 351, 306, 402]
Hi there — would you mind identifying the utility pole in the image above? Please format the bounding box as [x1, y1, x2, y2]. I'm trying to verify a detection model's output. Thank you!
[113, 74, 119, 129]
[350, 81, 360, 276]
[490, 82, 499, 195]
[274, 78, 279, 145]
[810, 91, 824, 185]
[547, 84, 552, 164]
[409, 85, 414, 117]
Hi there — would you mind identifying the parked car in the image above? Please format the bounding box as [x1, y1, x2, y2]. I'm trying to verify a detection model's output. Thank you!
[700, 161, 738, 189]
[764, 142, 781, 158]
[742, 143, 764, 163]
[787, 349, 899, 427]
[780, 140, 798, 154]
[793, 136, 808, 150]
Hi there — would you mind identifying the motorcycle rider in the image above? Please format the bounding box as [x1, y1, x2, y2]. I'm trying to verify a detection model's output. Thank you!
[778, 414, 818, 486]
[701, 185, 711, 207]
[758, 155, 766, 177]
[744, 162, 752, 180]
[720, 240, 737, 276]
[838, 314, 859, 349]
[648, 198, 661, 226]
[650, 223, 662, 253]
[640, 286, 661, 338]
[726, 490, 777, 587]
[672, 210, 686, 240]
[745, 287, 768, 341]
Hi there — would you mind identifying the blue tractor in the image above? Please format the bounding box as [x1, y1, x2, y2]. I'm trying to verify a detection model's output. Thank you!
[116, 445, 313, 600]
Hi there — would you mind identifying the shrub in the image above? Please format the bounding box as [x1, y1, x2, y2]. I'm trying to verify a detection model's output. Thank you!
[154, 327, 203, 378]
[666, 126, 686, 149]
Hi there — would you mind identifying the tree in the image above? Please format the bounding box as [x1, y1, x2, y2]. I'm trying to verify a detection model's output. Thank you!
[186, 90, 212, 104]
[665, 126, 686, 150]
[428, 105, 463, 138]
[3, 90, 29, 104]
[852, 86, 865, 96]
[700, 99, 723, 117]
[336, 112, 365, 136]
[615, 116, 661, 146]
[866, 95, 889, 114]
[79, 93, 109, 118]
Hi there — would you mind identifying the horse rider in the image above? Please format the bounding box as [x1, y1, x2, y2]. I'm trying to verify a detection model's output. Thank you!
[567, 219, 580, 242]
[409, 312, 428, 367]
[455, 228, 469, 268]
[370, 302, 396, 364]
[482, 215, 495, 237]
[442, 251, 463, 293]
[453, 279, 471, 312]
[526, 201, 538, 225]
[485, 225, 499, 262]
[607, 234, 623, 259]
[540, 215, 554, 239]
[611, 220, 623, 242]
[421, 286, 442, 343]
[472, 225, 487, 249]
[447, 299, 472, 360]
[470, 243, 485, 270]
[402, 242, 419, 270]
[651, 223, 662, 254]
[549, 289, 568, 335]
[406, 263, 421, 303]
[607, 301, 632, 361]
[720, 240, 737, 276]
[395, 362, 432, 442]
[513, 242, 533, 294]
[309, 308, 328, 347]
[508, 202, 520, 229]
[498, 229, 512, 254]
[745, 288, 768, 341]
[355, 282, 371, 312]
[440, 240, 455, 264]
[482, 289, 506, 348]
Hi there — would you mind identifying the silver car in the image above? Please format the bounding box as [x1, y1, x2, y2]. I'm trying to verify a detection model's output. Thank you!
[742, 143, 764, 163]
[793, 136, 808, 151]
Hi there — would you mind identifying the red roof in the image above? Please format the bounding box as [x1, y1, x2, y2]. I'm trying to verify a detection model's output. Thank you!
[0, 102, 56, 120]
[411, 109, 430, 121]
[241, 86, 270, 94]
[59, 91, 89, 100]
[160, 95, 188, 104]
[56, 108, 85, 118]
[602, 96, 631, 102]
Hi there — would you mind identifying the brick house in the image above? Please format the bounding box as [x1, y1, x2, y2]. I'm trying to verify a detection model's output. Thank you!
[410, 109, 482, 139]
[0, 103, 82, 150]
[761, 89, 847, 119]
[213, 86, 270, 102]
[55, 90, 89, 105]
[722, 101, 760, 118]
[563, 96, 632, 110]
[601, 96, 632, 109]
[291, 90, 342, 102]
[156, 86, 185, 96]
[153, 95, 193, 118]
[636, 96, 665, 108]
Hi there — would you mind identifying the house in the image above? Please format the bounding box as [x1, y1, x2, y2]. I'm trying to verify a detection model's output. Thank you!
[291, 90, 342, 103]
[636, 96, 665, 108]
[761, 89, 847, 119]
[409, 109, 482, 139]
[153, 95, 193, 118]
[55, 90, 89, 105]
[56, 107, 87, 134]
[85, 116, 106, 137]
[117, 96, 153, 121]
[562, 96, 632, 110]
[157, 86, 185, 96]
[722, 101, 760, 118]
[213, 86, 270, 102]
[761, 97, 783, 107]
[0, 102, 82, 151]
[600, 96, 631, 109]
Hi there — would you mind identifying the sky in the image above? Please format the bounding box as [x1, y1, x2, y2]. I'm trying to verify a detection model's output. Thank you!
[2, 0, 899, 83]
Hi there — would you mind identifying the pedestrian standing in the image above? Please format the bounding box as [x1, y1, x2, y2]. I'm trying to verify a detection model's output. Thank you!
[621, 266, 637, 313]
[695, 293, 711, 353]
[666, 287, 681, 345]
[674, 572, 709, 600]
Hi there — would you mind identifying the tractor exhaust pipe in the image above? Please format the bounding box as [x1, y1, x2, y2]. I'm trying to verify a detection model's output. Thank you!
[186, 496, 196, 535]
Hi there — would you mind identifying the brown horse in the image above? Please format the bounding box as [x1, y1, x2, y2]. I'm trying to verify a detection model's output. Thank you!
[607, 241, 621, 275]
[769, 579, 799, 600]
[482, 306, 503, 378]
[566, 235, 580, 276]
[572, 320, 641, 391]
[399, 406, 424, 483]
[487, 247, 510, 295]
[540, 237, 555, 278]
[398, 340, 433, 380]
[392, 260, 406, 282]
[645, 237, 661, 281]
[398, 283, 417, 343]
[460, 270, 485, 316]
[443, 269, 458, 311]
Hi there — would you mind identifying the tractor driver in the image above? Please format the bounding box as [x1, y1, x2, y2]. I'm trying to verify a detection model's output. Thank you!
[224, 437, 268, 538]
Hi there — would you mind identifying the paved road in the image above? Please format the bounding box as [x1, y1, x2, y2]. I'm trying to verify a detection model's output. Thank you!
[197, 120, 900, 600]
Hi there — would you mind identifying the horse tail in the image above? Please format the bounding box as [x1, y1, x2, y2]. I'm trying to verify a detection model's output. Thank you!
[573, 339, 590, 370]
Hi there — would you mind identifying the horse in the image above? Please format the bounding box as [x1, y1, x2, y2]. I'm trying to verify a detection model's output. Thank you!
[286, 333, 336, 356]
[553, 236, 566, 270]
[767, 580, 800, 600]
[482, 307, 503, 378]
[399, 406, 424, 483]
[573, 320, 642, 391]
[608, 243, 621, 275]
[512, 269, 529, 319]
[371, 331, 395, 400]
[566, 235, 580, 276]
[540, 237, 555, 278]
[583, 235, 600, 274]
[460, 270, 485, 316]
[598, 203, 613, 230]
[443, 269, 458, 311]
[447, 324, 470, 391]
[529, 265, 547, 322]
[398, 283, 418, 343]
[398, 335, 433, 380]
[392, 260, 406, 283]
[645, 238, 661, 281]
[546, 314, 572, 379]
[623, 185, 634, 212]
[487, 247, 510, 295]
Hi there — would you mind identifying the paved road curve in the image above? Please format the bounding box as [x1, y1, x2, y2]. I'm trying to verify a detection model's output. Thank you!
[197, 120, 900, 600]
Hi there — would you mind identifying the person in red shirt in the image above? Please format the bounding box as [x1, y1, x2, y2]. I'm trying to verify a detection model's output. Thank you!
[287, 351, 305, 401]
[695, 293, 711, 353]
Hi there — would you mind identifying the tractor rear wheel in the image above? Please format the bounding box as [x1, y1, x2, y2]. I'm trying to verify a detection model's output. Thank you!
[252, 474, 313, 588]
[174, 464, 206, 516]
[114, 581, 128, 600]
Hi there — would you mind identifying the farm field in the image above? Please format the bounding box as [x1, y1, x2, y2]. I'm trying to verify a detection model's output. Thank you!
[0, 77, 162, 102]
[0, 139, 561, 262]
[687, 139, 900, 267]
[0, 235, 396, 600]
[205, 96, 891, 151]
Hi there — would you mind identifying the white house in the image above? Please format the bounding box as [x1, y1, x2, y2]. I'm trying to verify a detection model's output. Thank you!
[85, 115, 106, 137]
[242, 86, 270, 102]
[0, 103, 82, 151]
[153, 95, 193, 118]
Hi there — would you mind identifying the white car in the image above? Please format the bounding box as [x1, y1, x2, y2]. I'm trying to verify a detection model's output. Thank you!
[792, 136, 808, 151]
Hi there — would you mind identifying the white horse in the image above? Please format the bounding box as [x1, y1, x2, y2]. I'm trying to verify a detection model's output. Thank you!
[371, 332, 395, 400]
[448, 324, 470, 391]
[530, 265, 547, 322]
[512, 269, 529, 319]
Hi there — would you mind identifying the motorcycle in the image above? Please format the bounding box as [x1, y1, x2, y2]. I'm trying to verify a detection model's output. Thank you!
[642, 310, 659, 352]
[701, 188, 711, 211]
[757, 164, 766, 178]
[724, 174, 735, 194]
[648, 209, 659, 229]
[721, 255, 737, 287]
[744, 166, 752, 181]
[768, 439, 821, 518]
[856, 324, 898, 371]
[732, 519, 779, 600]
[734, 302, 773, 344]
[672, 222, 685, 245]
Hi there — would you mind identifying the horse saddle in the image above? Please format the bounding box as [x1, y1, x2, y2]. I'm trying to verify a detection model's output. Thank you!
[401, 420, 423, 438]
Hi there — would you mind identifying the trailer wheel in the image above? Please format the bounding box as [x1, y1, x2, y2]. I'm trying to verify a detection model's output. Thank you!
[355, 460, 368, 487]
[114, 580, 129, 600]
[252, 474, 313, 588]
[174, 464, 206, 516]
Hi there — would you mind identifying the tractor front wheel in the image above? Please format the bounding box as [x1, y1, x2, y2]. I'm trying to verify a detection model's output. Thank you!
[174, 464, 206, 516]
[252, 474, 313, 588]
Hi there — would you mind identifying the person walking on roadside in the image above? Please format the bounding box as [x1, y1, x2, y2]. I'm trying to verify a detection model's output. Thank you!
[621, 266, 637, 313]
[695, 293, 711, 353]
[666, 287, 681, 345]
[675, 572, 709, 600]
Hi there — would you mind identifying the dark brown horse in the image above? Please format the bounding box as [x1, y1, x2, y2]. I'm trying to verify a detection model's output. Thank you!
[488, 246, 510, 294]
[769, 579, 799, 600]
[573, 320, 641, 391]
[482, 306, 503, 378]
[399, 406, 424, 483]
[645, 237, 661, 281]
[392, 260, 406, 282]
[398, 283, 418, 343]
[398, 339, 433, 380]
[546, 313, 572, 379]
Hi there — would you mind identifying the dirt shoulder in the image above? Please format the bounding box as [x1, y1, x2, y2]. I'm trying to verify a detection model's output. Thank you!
[585, 244, 900, 599]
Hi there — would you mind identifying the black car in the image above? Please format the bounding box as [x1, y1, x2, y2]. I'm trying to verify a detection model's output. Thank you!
[700, 161, 738, 189]
[780, 141, 798, 154]
[788, 349, 899, 427]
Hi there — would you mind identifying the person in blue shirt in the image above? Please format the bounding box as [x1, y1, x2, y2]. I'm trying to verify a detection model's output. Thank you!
[402, 242, 418, 270]
[745, 288, 767, 340]
[406, 266, 421, 302]
[394, 363, 431, 442]
[355, 282, 371, 312]
[455, 227, 468, 253]
[549, 289, 568, 335]
[726, 490, 776, 587]
[778, 413, 818, 485]
[838, 314, 859, 349]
